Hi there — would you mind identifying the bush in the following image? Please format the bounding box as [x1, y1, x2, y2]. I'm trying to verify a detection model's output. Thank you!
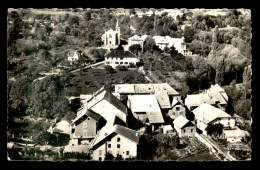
[116, 65, 128, 71]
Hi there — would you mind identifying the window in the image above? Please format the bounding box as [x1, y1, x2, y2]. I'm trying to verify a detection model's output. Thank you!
[99, 157, 102, 161]
[117, 144, 120, 148]
[83, 123, 87, 128]
[126, 151, 129, 155]
[124, 62, 128, 64]
[108, 144, 111, 148]
[99, 150, 102, 156]
[176, 107, 180, 111]
[120, 62, 123, 64]
[191, 129, 193, 133]
[115, 62, 119, 64]
[120, 57, 123, 60]
[83, 130, 87, 137]
[117, 137, 120, 142]
[106, 62, 110, 64]
[183, 129, 186, 133]
[109, 34, 112, 38]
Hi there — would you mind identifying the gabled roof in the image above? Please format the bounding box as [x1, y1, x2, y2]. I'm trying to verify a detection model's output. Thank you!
[87, 87, 128, 116]
[128, 95, 161, 113]
[185, 93, 216, 108]
[146, 111, 164, 123]
[72, 107, 101, 124]
[171, 98, 184, 107]
[90, 117, 139, 149]
[173, 115, 191, 129]
[105, 50, 137, 58]
[193, 103, 231, 124]
[154, 90, 171, 109]
[206, 84, 228, 105]
[223, 128, 249, 138]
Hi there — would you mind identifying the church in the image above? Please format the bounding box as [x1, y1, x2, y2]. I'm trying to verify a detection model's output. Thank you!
[101, 20, 120, 47]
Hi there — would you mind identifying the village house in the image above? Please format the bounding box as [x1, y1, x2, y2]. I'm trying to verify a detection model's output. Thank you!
[153, 35, 192, 56]
[67, 51, 81, 63]
[128, 34, 147, 51]
[192, 103, 235, 136]
[173, 115, 196, 138]
[162, 125, 174, 135]
[185, 84, 229, 111]
[90, 118, 139, 161]
[168, 98, 186, 120]
[86, 87, 128, 123]
[70, 108, 104, 146]
[223, 127, 249, 143]
[104, 50, 139, 68]
[101, 19, 120, 47]
[127, 95, 164, 132]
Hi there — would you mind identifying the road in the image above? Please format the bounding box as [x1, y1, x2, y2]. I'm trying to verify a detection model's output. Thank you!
[70, 61, 104, 73]
[198, 133, 236, 161]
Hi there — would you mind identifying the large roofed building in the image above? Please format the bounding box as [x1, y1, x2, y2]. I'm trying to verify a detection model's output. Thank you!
[101, 19, 120, 47]
[104, 50, 139, 68]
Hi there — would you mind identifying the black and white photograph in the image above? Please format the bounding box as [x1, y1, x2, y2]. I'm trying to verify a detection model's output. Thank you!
[7, 8, 252, 162]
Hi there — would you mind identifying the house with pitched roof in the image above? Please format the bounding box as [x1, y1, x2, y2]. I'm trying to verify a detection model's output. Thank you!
[104, 50, 139, 68]
[90, 117, 139, 161]
[173, 115, 196, 138]
[86, 87, 128, 123]
[70, 87, 128, 146]
[185, 84, 229, 111]
[168, 98, 186, 120]
[223, 127, 249, 143]
[128, 34, 147, 51]
[192, 103, 235, 135]
[127, 95, 164, 132]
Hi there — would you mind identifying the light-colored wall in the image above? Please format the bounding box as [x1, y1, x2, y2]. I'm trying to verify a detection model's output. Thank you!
[105, 57, 138, 68]
[226, 137, 243, 143]
[92, 134, 138, 161]
[174, 125, 196, 138]
[91, 100, 127, 123]
[168, 104, 186, 119]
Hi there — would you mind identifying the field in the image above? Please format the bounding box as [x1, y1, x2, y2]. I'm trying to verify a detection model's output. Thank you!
[179, 150, 219, 161]
[66, 67, 141, 96]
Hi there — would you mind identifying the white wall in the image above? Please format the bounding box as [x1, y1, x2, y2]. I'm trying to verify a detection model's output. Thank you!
[105, 57, 138, 68]
[92, 133, 138, 161]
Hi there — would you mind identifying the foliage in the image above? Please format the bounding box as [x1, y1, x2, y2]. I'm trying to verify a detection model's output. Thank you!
[206, 123, 224, 137]
[104, 152, 114, 160]
[129, 44, 142, 55]
[184, 26, 195, 43]
[116, 65, 128, 71]
[104, 65, 115, 73]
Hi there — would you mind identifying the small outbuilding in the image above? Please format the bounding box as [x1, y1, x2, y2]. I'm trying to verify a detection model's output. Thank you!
[173, 115, 196, 138]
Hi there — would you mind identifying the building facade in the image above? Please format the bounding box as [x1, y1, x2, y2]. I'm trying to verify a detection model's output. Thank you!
[101, 20, 120, 46]
[104, 50, 139, 68]
[168, 98, 186, 120]
[173, 115, 196, 138]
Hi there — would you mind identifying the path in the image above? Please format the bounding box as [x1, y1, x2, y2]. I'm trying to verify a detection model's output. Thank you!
[70, 61, 104, 73]
[195, 132, 236, 161]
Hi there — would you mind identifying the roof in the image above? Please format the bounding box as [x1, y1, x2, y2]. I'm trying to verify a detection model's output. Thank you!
[173, 115, 190, 129]
[129, 34, 147, 41]
[206, 84, 228, 105]
[146, 111, 164, 123]
[105, 50, 137, 58]
[171, 98, 184, 107]
[128, 95, 161, 113]
[154, 90, 171, 109]
[72, 107, 101, 124]
[193, 103, 231, 124]
[185, 93, 216, 108]
[223, 128, 249, 138]
[87, 87, 128, 116]
[115, 83, 179, 95]
[52, 120, 71, 134]
[90, 118, 139, 149]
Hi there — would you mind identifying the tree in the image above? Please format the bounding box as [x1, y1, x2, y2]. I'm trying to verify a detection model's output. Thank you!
[215, 59, 225, 86]
[129, 44, 142, 55]
[211, 25, 219, 50]
[184, 26, 195, 43]
[84, 11, 91, 21]
[115, 153, 123, 161]
[129, 9, 136, 15]
[104, 65, 114, 73]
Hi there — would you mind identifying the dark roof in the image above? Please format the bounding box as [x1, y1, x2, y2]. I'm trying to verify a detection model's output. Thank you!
[114, 125, 139, 144]
[86, 109, 101, 121]
[105, 50, 137, 58]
